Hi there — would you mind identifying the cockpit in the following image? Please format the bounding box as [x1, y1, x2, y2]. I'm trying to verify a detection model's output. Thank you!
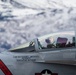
[38, 31, 75, 49]
[10, 31, 76, 52]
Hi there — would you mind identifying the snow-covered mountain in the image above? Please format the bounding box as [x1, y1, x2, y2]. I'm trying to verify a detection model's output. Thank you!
[0, 0, 76, 51]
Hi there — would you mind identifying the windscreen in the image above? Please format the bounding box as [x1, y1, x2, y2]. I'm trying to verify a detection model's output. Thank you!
[10, 40, 35, 52]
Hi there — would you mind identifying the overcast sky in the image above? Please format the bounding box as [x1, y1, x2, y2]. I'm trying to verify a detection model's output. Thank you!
[14, 0, 76, 8]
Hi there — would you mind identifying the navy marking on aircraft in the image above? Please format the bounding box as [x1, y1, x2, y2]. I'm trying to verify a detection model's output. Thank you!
[0, 31, 76, 75]
[35, 69, 58, 75]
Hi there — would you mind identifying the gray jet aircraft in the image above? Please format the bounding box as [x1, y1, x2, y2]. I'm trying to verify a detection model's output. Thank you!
[0, 31, 76, 75]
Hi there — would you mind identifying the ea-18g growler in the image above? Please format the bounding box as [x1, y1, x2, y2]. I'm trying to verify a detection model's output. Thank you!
[0, 31, 76, 75]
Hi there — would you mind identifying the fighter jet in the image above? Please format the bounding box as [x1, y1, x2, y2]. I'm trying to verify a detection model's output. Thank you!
[0, 31, 76, 75]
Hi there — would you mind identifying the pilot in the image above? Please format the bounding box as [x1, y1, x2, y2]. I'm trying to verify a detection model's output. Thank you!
[45, 38, 54, 48]
[29, 41, 35, 46]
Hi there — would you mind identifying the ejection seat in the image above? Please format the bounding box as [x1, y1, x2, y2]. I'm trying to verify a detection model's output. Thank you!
[56, 37, 68, 48]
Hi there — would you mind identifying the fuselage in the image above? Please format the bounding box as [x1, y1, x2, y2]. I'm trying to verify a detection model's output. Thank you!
[0, 31, 76, 75]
